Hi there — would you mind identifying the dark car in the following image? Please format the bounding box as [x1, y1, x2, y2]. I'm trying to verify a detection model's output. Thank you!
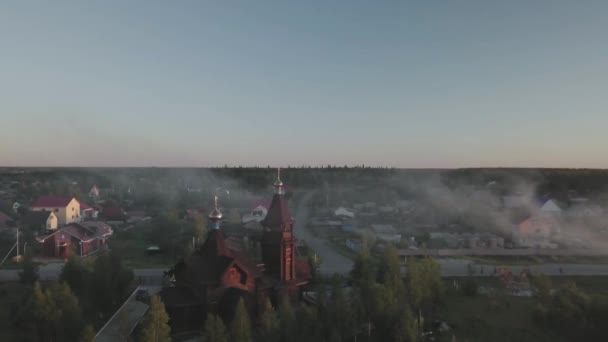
[135, 289, 151, 303]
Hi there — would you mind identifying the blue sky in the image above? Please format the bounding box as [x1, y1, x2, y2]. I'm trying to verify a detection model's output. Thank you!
[1, 1, 607, 168]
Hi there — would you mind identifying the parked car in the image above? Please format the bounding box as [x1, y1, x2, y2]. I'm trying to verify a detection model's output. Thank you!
[135, 289, 150, 303]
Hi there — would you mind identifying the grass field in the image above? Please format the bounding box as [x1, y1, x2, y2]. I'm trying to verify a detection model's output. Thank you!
[463, 255, 608, 265]
[110, 230, 175, 268]
[439, 294, 563, 342]
[438, 275, 608, 342]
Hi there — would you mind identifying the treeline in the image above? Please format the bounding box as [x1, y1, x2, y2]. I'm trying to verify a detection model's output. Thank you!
[11, 253, 134, 342]
[443, 168, 608, 200]
[531, 274, 608, 341]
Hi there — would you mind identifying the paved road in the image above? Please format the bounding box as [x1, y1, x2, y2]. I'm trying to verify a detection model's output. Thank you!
[0, 265, 168, 282]
[294, 191, 353, 275]
[437, 258, 608, 277]
[95, 286, 161, 342]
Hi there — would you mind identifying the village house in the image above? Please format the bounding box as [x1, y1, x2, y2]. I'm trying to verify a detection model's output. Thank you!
[0, 211, 15, 229]
[30, 196, 81, 226]
[100, 207, 128, 222]
[36, 221, 113, 258]
[378, 205, 396, 214]
[23, 210, 59, 232]
[79, 201, 97, 220]
[0, 211, 17, 238]
[567, 202, 603, 218]
[334, 207, 355, 219]
[502, 194, 530, 209]
[370, 224, 402, 243]
[513, 216, 558, 248]
[89, 185, 100, 202]
[540, 199, 562, 217]
[241, 204, 268, 225]
[311, 218, 343, 229]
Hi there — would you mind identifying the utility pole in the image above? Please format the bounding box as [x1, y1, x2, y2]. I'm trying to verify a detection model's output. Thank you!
[16, 228, 20, 258]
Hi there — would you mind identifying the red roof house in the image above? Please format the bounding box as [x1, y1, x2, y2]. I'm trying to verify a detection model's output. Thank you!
[30, 196, 81, 226]
[37, 222, 113, 258]
[31, 196, 75, 208]
[0, 211, 15, 229]
[100, 207, 128, 221]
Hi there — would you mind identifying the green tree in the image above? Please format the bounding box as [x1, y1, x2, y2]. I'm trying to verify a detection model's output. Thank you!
[89, 253, 134, 317]
[405, 257, 443, 330]
[192, 215, 209, 244]
[19, 251, 39, 285]
[351, 247, 374, 288]
[293, 305, 321, 342]
[60, 255, 90, 298]
[378, 245, 405, 303]
[17, 282, 51, 341]
[545, 282, 590, 332]
[277, 295, 295, 340]
[139, 295, 172, 342]
[258, 298, 279, 342]
[202, 314, 228, 342]
[350, 247, 389, 339]
[391, 307, 418, 342]
[13, 281, 85, 342]
[326, 277, 356, 339]
[530, 273, 552, 306]
[47, 282, 84, 341]
[79, 324, 96, 342]
[231, 298, 252, 342]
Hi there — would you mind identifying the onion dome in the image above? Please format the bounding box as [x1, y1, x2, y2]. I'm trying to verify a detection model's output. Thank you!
[274, 168, 284, 195]
[209, 195, 223, 229]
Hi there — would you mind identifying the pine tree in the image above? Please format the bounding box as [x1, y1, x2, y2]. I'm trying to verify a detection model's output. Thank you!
[48, 282, 84, 341]
[391, 308, 418, 342]
[19, 251, 39, 285]
[79, 324, 96, 342]
[139, 295, 172, 342]
[259, 298, 279, 342]
[351, 247, 374, 288]
[30, 281, 51, 341]
[14, 281, 85, 342]
[202, 314, 228, 342]
[60, 255, 90, 298]
[231, 298, 252, 342]
[278, 295, 295, 340]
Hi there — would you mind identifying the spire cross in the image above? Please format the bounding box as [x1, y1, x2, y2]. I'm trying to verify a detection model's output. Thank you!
[274, 167, 284, 194]
[214, 195, 219, 210]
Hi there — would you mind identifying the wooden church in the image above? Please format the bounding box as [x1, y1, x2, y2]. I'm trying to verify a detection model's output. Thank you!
[161, 170, 311, 334]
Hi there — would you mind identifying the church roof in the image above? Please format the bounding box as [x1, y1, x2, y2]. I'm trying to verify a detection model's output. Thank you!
[179, 228, 260, 286]
[261, 193, 293, 230]
[161, 285, 203, 307]
[198, 229, 232, 258]
[184, 254, 235, 285]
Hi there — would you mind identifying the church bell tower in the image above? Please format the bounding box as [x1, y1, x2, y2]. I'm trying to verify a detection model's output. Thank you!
[261, 169, 296, 282]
